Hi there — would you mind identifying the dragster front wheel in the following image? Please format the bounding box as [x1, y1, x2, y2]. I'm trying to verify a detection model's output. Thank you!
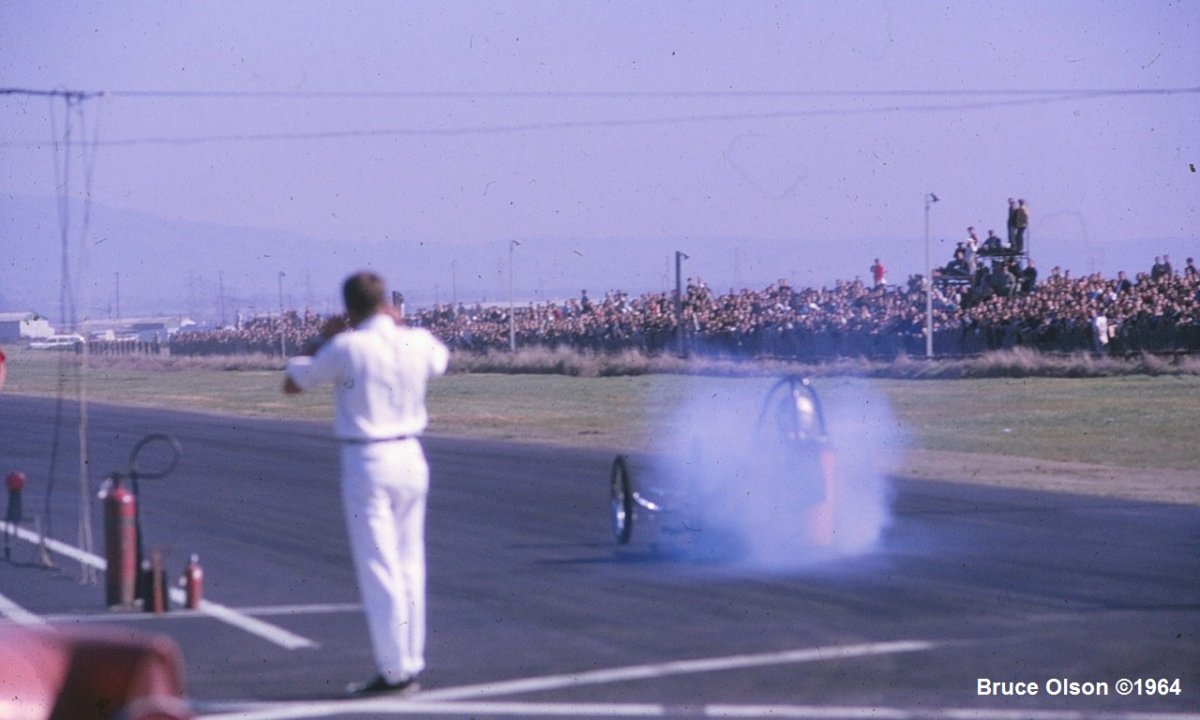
[610, 455, 634, 544]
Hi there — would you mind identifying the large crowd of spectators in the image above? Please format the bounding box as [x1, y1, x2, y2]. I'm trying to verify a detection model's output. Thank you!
[161, 255, 1200, 360]
[167, 310, 325, 357]
[954, 259, 1199, 354]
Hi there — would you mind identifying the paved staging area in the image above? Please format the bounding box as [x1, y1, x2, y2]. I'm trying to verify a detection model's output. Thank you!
[1, 395, 1197, 719]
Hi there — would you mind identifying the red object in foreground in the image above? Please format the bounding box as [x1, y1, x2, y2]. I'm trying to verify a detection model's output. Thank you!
[182, 554, 203, 610]
[0, 625, 192, 720]
[102, 481, 139, 608]
[5, 470, 25, 492]
[5, 471, 27, 526]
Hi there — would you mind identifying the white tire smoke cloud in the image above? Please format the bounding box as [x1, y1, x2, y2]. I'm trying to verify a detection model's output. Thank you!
[645, 376, 902, 573]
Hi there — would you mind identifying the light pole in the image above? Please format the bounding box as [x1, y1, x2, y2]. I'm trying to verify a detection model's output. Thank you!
[924, 193, 939, 359]
[508, 240, 522, 351]
[218, 271, 226, 327]
[278, 271, 286, 357]
[674, 250, 689, 357]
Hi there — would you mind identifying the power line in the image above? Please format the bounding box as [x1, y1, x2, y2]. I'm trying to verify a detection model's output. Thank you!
[2, 86, 1199, 100]
[1, 88, 106, 100]
[5, 87, 1195, 149]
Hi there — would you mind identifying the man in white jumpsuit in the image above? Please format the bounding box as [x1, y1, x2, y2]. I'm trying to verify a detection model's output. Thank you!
[284, 271, 448, 696]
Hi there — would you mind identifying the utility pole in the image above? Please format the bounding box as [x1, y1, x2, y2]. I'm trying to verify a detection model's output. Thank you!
[924, 192, 940, 359]
[218, 272, 226, 327]
[508, 240, 522, 351]
[278, 271, 286, 357]
[675, 250, 689, 357]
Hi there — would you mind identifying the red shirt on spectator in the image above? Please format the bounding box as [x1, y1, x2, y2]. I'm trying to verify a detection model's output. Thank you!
[870, 259, 887, 287]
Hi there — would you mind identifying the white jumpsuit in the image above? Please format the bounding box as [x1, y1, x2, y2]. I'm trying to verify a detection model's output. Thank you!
[287, 314, 449, 683]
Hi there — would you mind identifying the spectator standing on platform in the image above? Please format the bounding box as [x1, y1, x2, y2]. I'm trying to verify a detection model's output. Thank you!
[1012, 199, 1029, 253]
[870, 258, 887, 287]
[1185, 258, 1198, 279]
[1006, 199, 1018, 247]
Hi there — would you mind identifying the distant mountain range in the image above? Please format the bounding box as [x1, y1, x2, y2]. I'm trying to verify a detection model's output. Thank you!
[1, 193, 828, 326]
[2, 193, 359, 322]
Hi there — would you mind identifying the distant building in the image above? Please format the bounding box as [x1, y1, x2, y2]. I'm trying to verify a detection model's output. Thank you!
[86, 316, 196, 342]
[0, 312, 55, 342]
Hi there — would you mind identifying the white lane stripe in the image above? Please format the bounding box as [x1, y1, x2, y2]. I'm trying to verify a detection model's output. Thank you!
[2, 520, 98, 567]
[417, 640, 936, 701]
[1, 521, 316, 650]
[195, 701, 1200, 720]
[709, 708, 914, 719]
[40, 602, 363, 624]
[0, 589, 49, 627]
[191, 597, 316, 650]
[233, 602, 362, 616]
[198, 700, 667, 720]
[708, 708, 1200, 720]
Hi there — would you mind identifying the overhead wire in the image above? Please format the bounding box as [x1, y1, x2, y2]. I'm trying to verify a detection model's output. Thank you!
[1, 86, 1197, 149]
[2, 85, 1197, 99]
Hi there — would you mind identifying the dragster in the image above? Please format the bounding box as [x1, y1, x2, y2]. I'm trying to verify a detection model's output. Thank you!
[607, 375, 839, 555]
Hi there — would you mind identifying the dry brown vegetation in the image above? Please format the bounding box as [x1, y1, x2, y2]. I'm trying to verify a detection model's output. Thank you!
[448, 346, 1200, 379]
[78, 346, 1200, 379]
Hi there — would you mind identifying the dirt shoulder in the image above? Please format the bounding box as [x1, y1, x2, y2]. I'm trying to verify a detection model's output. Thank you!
[899, 449, 1200, 506]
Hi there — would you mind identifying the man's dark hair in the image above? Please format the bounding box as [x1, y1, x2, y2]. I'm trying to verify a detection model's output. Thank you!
[343, 271, 387, 317]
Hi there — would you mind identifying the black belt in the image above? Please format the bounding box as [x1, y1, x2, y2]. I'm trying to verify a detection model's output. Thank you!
[339, 435, 414, 444]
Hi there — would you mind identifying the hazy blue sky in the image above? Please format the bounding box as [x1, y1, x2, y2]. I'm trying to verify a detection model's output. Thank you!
[2, 1, 1197, 314]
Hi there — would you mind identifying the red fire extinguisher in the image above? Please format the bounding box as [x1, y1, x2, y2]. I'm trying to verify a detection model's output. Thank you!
[100, 475, 138, 609]
[4, 470, 25, 518]
[4, 470, 26, 561]
[182, 553, 203, 609]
